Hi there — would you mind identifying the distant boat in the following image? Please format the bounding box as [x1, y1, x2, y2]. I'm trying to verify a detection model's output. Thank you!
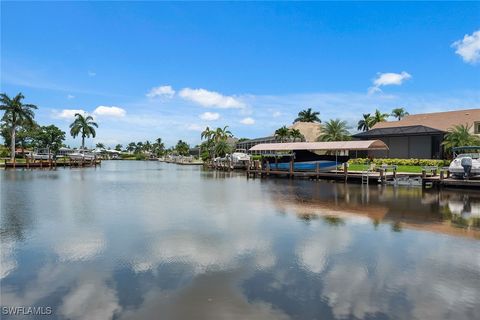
[228, 149, 251, 168]
[68, 150, 96, 161]
[33, 150, 53, 160]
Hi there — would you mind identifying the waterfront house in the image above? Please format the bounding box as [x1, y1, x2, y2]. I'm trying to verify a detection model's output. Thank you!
[353, 109, 480, 159]
[236, 122, 322, 153]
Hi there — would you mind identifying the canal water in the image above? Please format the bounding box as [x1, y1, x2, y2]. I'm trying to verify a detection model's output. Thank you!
[1, 161, 479, 320]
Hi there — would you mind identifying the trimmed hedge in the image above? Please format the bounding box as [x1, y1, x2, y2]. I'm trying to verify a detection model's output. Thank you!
[348, 158, 449, 167]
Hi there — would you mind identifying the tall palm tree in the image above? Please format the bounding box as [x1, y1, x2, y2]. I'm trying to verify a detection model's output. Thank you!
[213, 126, 232, 142]
[96, 142, 105, 149]
[144, 140, 152, 152]
[214, 139, 231, 157]
[391, 107, 409, 120]
[201, 126, 213, 141]
[69, 113, 98, 149]
[442, 124, 480, 153]
[369, 109, 389, 128]
[357, 113, 372, 132]
[0, 93, 38, 159]
[290, 128, 304, 142]
[318, 119, 351, 141]
[275, 126, 291, 142]
[294, 108, 321, 123]
[126, 142, 136, 153]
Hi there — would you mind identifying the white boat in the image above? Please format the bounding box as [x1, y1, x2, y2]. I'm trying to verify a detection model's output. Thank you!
[33, 149, 53, 160]
[32, 152, 53, 160]
[228, 149, 251, 168]
[68, 151, 96, 161]
[448, 146, 480, 179]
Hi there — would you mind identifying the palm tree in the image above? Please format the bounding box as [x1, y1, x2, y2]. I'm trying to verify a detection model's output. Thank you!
[442, 124, 480, 153]
[69, 113, 98, 149]
[0, 93, 38, 159]
[144, 140, 152, 152]
[275, 126, 291, 142]
[126, 142, 136, 153]
[290, 128, 304, 142]
[201, 126, 213, 141]
[213, 126, 232, 142]
[357, 113, 372, 132]
[214, 139, 231, 157]
[369, 109, 389, 128]
[96, 142, 105, 149]
[115, 144, 123, 151]
[294, 108, 321, 123]
[391, 107, 409, 120]
[318, 119, 351, 141]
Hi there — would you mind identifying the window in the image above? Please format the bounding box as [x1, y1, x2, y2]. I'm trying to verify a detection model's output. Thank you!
[476, 121, 480, 134]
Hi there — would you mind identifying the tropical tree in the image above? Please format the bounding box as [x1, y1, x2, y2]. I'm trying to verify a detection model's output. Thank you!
[153, 138, 165, 156]
[294, 108, 321, 123]
[69, 113, 98, 149]
[213, 126, 232, 142]
[175, 140, 190, 156]
[126, 142, 136, 153]
[144, 140, 152, 152]
[96, 142, 105, 149]
[135, 142, 144, 154]
[0, 93, 38, 159]
[357, 113, 373, 132]
[442, 124, 480, 153]
[275, 126, 291, 142]
[318, 119, 351, 141]
[391, 107, 409, 121]
[290, 128, 304, 142]
[214, 139, 232, 157]
[32, 125, 66, 155]
[115, 144, 123, 151]
[369, 109, 389, 128]
[201, 126, 213, 141]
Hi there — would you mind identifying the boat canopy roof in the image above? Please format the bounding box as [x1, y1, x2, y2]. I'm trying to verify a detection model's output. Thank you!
[452, 146, 480, 152]
[249, 140, 389, 152]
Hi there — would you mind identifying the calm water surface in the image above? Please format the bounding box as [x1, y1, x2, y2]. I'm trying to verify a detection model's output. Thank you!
[1, 161, 479, 320]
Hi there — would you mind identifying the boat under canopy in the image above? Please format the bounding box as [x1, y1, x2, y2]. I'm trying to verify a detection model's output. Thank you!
[249, 140, 389, 172]
[249, 140, 389, 152]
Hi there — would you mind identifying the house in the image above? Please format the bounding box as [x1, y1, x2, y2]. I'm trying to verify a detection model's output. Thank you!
[236, 122, 322, 153]
[353, 109, 480, 159]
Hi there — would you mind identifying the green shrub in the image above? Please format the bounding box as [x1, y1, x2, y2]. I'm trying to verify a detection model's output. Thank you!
[348, 158, 449, 167]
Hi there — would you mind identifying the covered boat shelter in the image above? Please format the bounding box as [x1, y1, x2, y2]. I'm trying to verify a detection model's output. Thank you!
[249, 140, 389, 153]
[249, 140, 389, 173]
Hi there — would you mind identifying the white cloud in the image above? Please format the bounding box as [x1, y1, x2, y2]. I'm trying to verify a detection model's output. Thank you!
[369, 71, 412, 94]
[272, 111, 282, 118]
[199, 112, 220, 121]
[67, 94, 75, 99]
[93, 106, 126, 118]
[179, 88, 245, 109]
[186, 124, 204, 132]
[54, 109, 87, 120]
[88, 71, 96, 77]
[240, 117, 255, 125]
[146, 85, 175, 98]
[452, 30, 480, 64]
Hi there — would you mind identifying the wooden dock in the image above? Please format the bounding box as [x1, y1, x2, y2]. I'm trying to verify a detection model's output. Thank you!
[422, 176, 480, 189]
[245, 160, 480, 189]
[2, 158, 101, 169]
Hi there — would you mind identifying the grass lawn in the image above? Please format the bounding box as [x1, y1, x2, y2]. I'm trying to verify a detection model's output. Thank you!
[347, 164, 424, 173]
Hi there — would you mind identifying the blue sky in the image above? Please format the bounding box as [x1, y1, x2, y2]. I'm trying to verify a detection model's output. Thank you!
[1, 1, 479, 148]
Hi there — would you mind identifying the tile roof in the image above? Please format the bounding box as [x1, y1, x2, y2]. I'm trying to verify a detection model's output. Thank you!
[372, 108, 480, 132]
